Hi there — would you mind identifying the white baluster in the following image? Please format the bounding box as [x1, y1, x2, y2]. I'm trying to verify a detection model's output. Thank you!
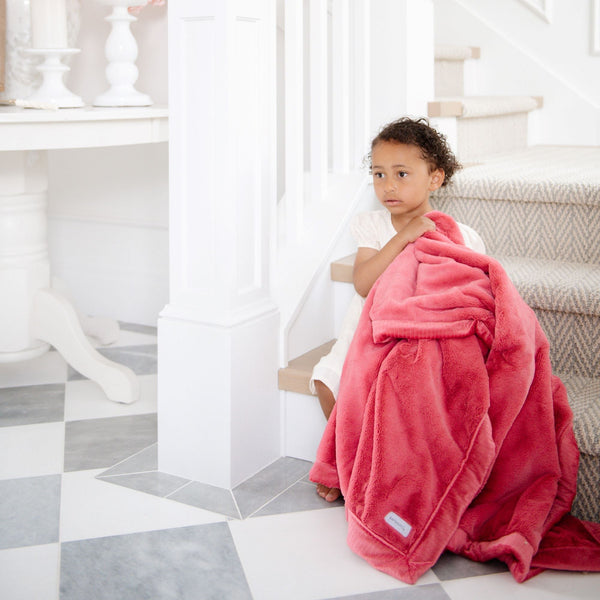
[331, 0, 350, 173]
[284, 0, 304, 239]
[309, 0, 328, 201]
[351, 0, 371, 169]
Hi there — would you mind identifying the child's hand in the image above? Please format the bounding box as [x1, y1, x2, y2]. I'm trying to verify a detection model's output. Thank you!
[403, 216, 436, 243]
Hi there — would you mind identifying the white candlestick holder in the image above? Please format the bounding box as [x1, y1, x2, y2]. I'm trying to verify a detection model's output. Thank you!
[24, 48, 84, 109]
[93, 0, 153, 107]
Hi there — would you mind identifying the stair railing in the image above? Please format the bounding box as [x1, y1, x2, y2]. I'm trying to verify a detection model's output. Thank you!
[282, 0, 371, 242]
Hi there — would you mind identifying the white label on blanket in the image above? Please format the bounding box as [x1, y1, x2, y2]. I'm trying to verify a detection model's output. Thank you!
[385, 512, 412, 537]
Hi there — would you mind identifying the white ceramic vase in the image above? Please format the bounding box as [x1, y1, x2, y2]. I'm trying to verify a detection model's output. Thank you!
[1, 0, 81, 100]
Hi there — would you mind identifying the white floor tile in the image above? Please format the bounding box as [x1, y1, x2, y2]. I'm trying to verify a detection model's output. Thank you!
[0, 543, 60, 600]
[0, 351, 67, 389]
[0, 422, 65, 480]
[229, 507, 439, 600]
[64, 374, 157, 421]
[441, 569, 600, 600]
[60, 469, 226, 542]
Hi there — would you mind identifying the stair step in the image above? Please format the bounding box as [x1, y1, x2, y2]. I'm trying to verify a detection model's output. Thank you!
[435, 45, 481, 61]
[434, 45, 480, 97]
[432, 146, 600, 263]
[279, 339, 600, 522]
[278, 340, 335, 395]
[330, 252, 599, 376]
[428, 95, 542, 119]
[499, 257, 600, 316]
[330, 253, 354, 284]
[429, 97, 543, 162]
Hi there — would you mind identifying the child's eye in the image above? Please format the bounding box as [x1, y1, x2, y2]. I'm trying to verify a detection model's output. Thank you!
[372, 172, 384, 179]
[397, 171, 408, 178]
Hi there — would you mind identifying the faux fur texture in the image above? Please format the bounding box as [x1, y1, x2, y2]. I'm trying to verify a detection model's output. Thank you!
[309, 211, 600, 584]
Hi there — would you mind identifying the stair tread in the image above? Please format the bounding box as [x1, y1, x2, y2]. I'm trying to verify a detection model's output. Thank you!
[428, 95, 541, 119]
[279, 343, 600, 456]
[499, 256, 600, 315]
[435, 44, 481, 61]
[433, 145, 600, 207]
[278, 340, 335, 396]
[330, 253, 600, 316]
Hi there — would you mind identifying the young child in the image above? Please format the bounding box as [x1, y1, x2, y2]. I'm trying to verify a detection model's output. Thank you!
[310, 117, 486, 501]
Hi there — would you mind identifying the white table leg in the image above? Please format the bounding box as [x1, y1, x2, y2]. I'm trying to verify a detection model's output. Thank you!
[31, 288, 139, 404]
[0, 149, 139, 403]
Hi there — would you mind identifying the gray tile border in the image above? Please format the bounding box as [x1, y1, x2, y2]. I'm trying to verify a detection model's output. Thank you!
[0, 383, 65, 427]
[253, 480, 344, 517]
[97, 453, 318, 521]
[101, 471, 190, 498]
[431, 551, 508, 581]
[0, 475, 61, 550]
[60, 522, 253, 600]
[98, 443, 158, 477]
[64, 413, 157, 472]
[169, 481, 241, 520]
[233, 456, 312, 518]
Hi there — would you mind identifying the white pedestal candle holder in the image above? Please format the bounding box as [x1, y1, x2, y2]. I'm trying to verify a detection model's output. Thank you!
[94, 0, 153, 107]
[24, 48, 84, 108]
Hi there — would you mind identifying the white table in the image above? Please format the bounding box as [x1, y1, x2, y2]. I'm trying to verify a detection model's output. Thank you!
[0, 105, 168, 403]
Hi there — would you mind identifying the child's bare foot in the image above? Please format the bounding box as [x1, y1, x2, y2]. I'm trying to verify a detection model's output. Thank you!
[316, 483, 341, 502]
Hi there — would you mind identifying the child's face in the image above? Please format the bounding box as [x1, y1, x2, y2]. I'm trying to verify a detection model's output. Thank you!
[371, 141, 444, 219]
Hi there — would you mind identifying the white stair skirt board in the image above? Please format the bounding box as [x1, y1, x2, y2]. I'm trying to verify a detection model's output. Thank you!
[283, 390, 327, 462]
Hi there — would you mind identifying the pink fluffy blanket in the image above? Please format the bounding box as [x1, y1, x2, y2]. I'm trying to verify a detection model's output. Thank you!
[309, 211, 600, 584]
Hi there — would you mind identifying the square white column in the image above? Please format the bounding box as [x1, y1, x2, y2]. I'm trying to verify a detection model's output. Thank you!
[159, 0, 279, 488]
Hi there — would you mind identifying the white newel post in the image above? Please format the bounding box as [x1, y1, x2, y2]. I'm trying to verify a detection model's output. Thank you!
[158, 0, 279, 488]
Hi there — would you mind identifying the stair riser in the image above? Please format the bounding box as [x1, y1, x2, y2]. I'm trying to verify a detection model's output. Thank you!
[431, 197, 600, 264]
[535, 309, 600, 378]
[573, 453, 600, 523]
[455, 113, 529, 163]
[435, 60, 465, 97]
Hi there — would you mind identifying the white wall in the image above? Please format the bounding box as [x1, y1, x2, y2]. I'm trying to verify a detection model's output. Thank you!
[434, 0, 600, 145]
[47, 2, 169, 326]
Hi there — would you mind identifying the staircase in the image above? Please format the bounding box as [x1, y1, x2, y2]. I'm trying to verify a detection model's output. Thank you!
[277, 45, 600, 523]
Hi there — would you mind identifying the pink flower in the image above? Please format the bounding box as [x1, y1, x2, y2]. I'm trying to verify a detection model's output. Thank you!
[129, 0, 166, 16]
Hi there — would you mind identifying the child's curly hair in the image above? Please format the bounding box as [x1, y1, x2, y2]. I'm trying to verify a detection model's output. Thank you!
[369, 117, 461, 187]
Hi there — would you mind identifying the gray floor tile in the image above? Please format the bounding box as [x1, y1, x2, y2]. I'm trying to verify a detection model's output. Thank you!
[431, 551, 508, 581]
[233, 456, 312, 518]
[60, 522, 252, 600]
[0, 383, 65, 427]
[64, 413, 157, 471]
[98, 443, 158, 476]
[118, 322, 158, 336]
[68, 344, 157, 380]
[100, 471, 190, 497]
[0, 475, 61, 550]
[326, 584, 451, 599]
[169, 481, 241, 520]
[254, 480, 344, 517]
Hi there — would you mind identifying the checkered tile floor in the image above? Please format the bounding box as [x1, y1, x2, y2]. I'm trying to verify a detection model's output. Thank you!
[1, 323, 599, 599]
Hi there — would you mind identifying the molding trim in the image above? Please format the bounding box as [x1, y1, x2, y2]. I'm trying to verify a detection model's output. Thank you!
[593, 0, 600, 55]
[517, 0, 553, 23]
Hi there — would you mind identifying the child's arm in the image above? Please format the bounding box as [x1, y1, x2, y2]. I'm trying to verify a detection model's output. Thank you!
[353, 216, 435, 297]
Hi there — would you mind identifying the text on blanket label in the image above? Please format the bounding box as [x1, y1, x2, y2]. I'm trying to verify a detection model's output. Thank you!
[385, 512, 412, 537]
